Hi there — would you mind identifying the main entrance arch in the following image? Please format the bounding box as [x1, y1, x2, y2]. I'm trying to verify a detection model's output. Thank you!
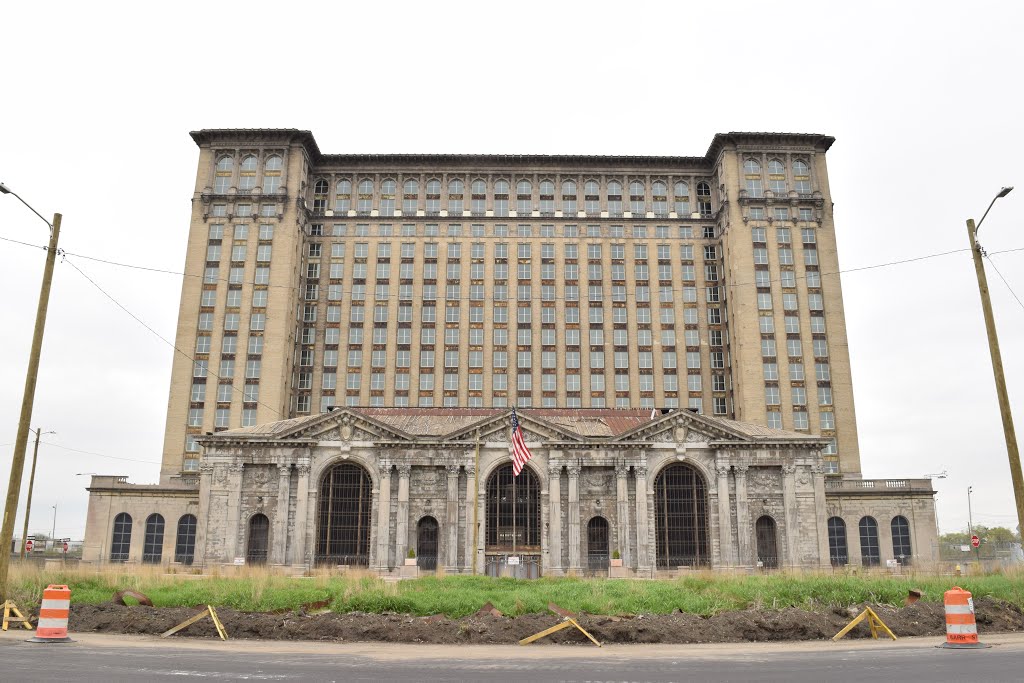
[485, 462, 541, 578]
[316, 462, 373, 566]
[654, 463, 710, 568]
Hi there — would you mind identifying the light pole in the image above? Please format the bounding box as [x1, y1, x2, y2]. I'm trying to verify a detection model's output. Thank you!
[967, 486, 981, 566]
[0, 182, 62, 600]
[20, 427, 56, 558]
[966, 187, 1022, 544]
[51, 504, 57, 544]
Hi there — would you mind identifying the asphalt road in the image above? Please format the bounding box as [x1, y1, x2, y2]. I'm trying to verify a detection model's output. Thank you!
[2, 632, 1022, 682]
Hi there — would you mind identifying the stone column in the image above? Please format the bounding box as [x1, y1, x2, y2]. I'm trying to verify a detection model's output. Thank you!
[395, 464, 411, 563]
[548, 463, 563, 574]
[615, 462, 631, 567]
[634, 465, 651, 572]
[273, 464, 291, 565]
[716, 464, 732, 566]
[810, 463, 832, 567]
[292, 463, 311, 568]
[446, 464, 460, 571]
[224, 464, 244, 563]
[464, 464, 477, 573]
[781, 464, 799, 567]
[734, 464, 751, 566]
[567, 464, 582, 573]
[194, 462, 214, 566]
[375, 464, 392, 570]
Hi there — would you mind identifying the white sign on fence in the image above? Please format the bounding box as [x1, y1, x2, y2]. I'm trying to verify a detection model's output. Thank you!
[233, 557, 245, 565]
[507, 556, 520, 565]
[960, 545, 971, 552]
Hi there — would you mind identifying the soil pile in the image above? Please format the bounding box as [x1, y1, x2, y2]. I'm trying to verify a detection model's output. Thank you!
[63, 598, 1024, 645]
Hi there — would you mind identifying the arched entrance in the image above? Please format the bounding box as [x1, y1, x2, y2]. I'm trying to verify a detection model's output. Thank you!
[316, 462, 372, 566]
[417, 516, 439, 571]
[755, 515, 779, 569]
[247, 513, 269, 565]
[654, 463, 709, 568]
[485, 463, 541, 578]
[587, 516, 610, 571]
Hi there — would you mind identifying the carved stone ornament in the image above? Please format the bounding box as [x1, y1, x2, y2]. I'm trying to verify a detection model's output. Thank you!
[583, 471, 613, 491]
[615, 462, 630, 478]
[340, 424, 353, 441]
[549, 463, 563, 476]
[252, 468, 269, 486]
[747, 467, 781, 493]
[566, 464, 581, 478]
[733, 464, 749, 476]
[397, 463, 412, 478]
[685, 429, 712, 443]
[214, 466, 228, 485]
[781, 464, 797, 475]
[674, 426, 688, 443]
[716, 465, 731, 478]
[797, 469, 811, 486]
[297, 464, 311, 476]
[447, 464, 461, 477]
[634, 465, 648, 478]
[378, 464, 392, 478]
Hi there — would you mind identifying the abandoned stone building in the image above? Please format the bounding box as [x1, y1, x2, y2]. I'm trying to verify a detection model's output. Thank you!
[82, 407, 938, 575]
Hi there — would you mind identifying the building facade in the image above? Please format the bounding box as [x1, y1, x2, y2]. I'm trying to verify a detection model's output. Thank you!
[83, 408, 938, 573]
[81, 129, 939, 573]
[161, 130, 860, 484]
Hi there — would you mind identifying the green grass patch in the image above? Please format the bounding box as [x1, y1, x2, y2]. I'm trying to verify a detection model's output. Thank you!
[8, 565, 1024, 618]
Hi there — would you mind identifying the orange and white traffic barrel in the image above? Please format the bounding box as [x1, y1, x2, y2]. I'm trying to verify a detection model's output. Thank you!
[28, 584, 73, 643]
[940, 586, 986, 649]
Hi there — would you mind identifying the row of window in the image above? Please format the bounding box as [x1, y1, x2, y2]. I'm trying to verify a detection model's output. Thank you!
[109, 513, 197, 565]
[742, 159, 813, 197]
[310, 223, 721, 239]
[214, 155, 284, 194]
[312, 178, 714, 217]
[827, 515, 912, 566]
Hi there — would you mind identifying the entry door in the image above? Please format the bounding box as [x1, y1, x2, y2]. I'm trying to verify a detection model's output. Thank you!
[247, 514, 270, 565]
[417, 517, 439, 570]
[755, 516, 779, 569]
[587, 517, 610, 571]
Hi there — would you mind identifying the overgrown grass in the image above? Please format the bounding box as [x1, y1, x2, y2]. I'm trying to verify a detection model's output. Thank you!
[8, 564, 1024, 618]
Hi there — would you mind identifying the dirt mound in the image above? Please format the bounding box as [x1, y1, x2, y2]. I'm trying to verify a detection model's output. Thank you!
[64, 597, 1024, 645]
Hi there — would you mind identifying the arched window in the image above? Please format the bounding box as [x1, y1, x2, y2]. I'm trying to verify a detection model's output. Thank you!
[584, 180, 600, 214]
[697, 182, 712, 217]
[142, 513, 165, 564]
[561, 180, 577, 214]
[402, 179, 418, 215]
[538, 180, 555, 215]
[247, 513, 270, 565]
[442, 179, 458, 215]
[891, 515, 912, 565]
[175, 514, 197, 565]
[607, 181, 623, 216]
[316, 462, 373, 566]
[110, 513, 132, 563]
[674, 181, 690, 216]
[494, 179, 510, 194]
[403, 179, 418, 195]
[357, 179, 373, 214]
[584, 180, 599, 195]
[416, 516, 439, 570]
[827, 516, 848, 566]
[446, 178, 462, 194]
[214, 156, 233, 193]
[652, 180, 667, 196]
[263, 155, 283, 193]
[793, 160, 811, 193]
[755, 516, 779, 568]
[586, 516, 609, 571]
[654, 463, 709, 568]
[493, 179, 510, 216]
[335, 179, 352, 212]
[381, 179, 397, 195]
[471, 179, 487, 194]
[313, 179, 329, 212]
[517, 180, 532, 196]
[380, 179, 396, 216]
[768, 159, 786, 194]
[485, 463, 541, 550]
[859, 516, 880, 566]
[743, 159, 763, 198]
[238, 155, 258, 191]
[768, 159, 785, 175]
[358, 179, 374, 194]
[652, 180, 668, 216]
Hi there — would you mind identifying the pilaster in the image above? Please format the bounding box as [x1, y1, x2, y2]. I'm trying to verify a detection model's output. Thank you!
[224, 463, 244, 562]
[195, 462, 214, 566]
[634, 465, 651, 571]
[293, 462, 311, 568]
[548, 463, 563, 574]
[734, 464, 751, 566]
[395, 463, 411, 563]
[615, 462, 631, 567]
[464, 464, 478, 573]
[716, 463, 732, 566]
[446, 464, 460, 571]
[273, 463, 291, 565]
[375, 464, 392, 570]
[567, 464, 582, 572]
[781, 463, 798, 567]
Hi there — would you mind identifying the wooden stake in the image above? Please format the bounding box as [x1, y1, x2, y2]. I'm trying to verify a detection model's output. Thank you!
[2, 600, 34, 631]
[161, 605, 228, 641]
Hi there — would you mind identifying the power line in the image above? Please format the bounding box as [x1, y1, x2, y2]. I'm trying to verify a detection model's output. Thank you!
[61, 256, 286, 420]
[38, 441, 162, 465]
[987, 253, 1024, 313]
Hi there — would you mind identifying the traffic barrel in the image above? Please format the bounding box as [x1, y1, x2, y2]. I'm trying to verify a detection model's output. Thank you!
[28, 584, 74, 643]
[940, 586, 986, 649]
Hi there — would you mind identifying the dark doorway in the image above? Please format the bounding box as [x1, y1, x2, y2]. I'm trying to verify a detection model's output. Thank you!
[247, 513, 270, 565]
[755, 515, 779, 569]
[654, 463, 710, 568]
[316, 463, 373, 566]
[485, 463, 541, 550]
[587, 516, 610, 571]
[417, 516, 439, 571]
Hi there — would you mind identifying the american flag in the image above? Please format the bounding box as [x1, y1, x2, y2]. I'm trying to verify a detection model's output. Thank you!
[509, 407, 534, 476]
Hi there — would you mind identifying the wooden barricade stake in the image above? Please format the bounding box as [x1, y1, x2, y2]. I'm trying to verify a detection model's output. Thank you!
[3, 600, 34, 631]
[832, 606, 897, 642]
[161, 605, 228, 641]
[519, 617, 601, 647]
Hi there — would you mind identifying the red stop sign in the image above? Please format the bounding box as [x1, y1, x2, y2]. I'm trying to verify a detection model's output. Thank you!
[25, 539, 34, 552]
[62, 542, 69, 553]
[971, 535, 980, 548]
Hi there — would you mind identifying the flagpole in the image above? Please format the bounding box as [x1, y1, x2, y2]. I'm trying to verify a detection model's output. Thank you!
[512, 407, 516, 571]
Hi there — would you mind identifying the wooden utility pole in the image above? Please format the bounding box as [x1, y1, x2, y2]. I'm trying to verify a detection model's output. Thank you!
[19, 428, 44, 559]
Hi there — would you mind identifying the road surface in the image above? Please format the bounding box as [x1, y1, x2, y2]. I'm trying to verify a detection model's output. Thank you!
[2, 631, 1021, 682]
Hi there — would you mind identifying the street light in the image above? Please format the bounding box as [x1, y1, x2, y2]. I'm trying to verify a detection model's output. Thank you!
[966, 187, 1022, 542]
[20, 427, 56, 558]
[0, 182, 62, 600]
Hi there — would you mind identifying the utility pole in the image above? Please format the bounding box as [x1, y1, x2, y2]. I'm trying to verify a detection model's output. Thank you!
[967, 486, 980, 566]
[0, 184, 61, 599]
[20, 428, 45, 558]
[965, 186, 1023, 547]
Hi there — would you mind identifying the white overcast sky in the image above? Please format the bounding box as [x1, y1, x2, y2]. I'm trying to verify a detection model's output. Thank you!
[1, 1, 1022, 541]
